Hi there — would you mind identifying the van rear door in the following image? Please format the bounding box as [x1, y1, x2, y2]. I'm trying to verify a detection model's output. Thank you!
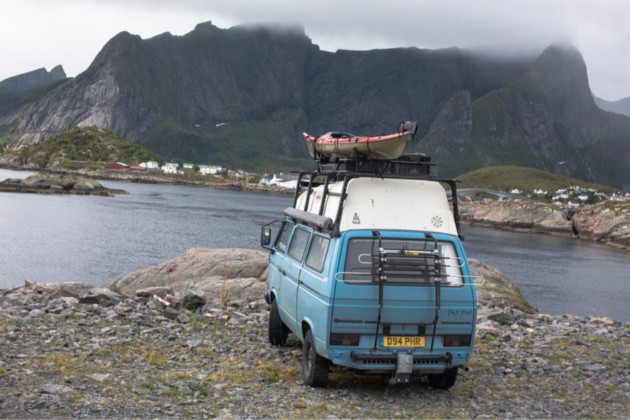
[331, 231, 476, 346]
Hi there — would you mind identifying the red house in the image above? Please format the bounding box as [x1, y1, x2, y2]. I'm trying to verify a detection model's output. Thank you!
[106, 162, 129, 171]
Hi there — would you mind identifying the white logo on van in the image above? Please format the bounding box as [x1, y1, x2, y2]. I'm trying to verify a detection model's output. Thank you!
[431, 215, 443, 228]
[352, 213, 361, 224]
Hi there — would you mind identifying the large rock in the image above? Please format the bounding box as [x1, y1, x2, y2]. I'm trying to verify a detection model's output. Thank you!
[460, 200, 574, 235]
[110, 247, 534, 313]
[469, 258, 537, 314]
[572, 201, 630, 249]
[111, 248, 269, 304]
[461, 199, 630, 250]
[0, 173, 127, 196]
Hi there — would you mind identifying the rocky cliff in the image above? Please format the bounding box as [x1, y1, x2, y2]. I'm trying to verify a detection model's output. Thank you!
[1, 22, 628, 187]
[460, 200, 630, 249]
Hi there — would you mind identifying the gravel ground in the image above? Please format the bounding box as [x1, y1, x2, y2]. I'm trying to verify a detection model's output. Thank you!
[0, 285, 628, 419]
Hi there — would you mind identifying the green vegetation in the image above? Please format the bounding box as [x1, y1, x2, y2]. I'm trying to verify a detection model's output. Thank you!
[12, 126, 157, 169]
[455, 165, 616, 194]
[141, 113, 314, 172]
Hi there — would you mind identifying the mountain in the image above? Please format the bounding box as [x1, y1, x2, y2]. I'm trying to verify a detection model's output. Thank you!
[0, 22, 628, 188]
[0, 66, 69, 140]
[594, 96, 630, 118]
[0, 66, 66, 93]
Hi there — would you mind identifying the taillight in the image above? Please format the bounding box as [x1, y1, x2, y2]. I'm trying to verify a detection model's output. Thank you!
[330, 333, 360, 346]
[444, 335, 471, 347]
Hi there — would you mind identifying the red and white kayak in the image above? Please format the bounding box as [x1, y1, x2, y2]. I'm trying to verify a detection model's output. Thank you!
[304, 121, 418, 160]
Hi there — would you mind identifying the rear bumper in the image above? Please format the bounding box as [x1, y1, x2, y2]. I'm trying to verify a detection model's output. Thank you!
[351, 352, 451, 364]
[328, 348, 469, 373]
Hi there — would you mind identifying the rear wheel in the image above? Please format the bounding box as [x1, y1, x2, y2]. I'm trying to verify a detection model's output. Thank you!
[268, 300, 289, 346]
[428, 367, 458, 389]
[302, 330, 329, 387]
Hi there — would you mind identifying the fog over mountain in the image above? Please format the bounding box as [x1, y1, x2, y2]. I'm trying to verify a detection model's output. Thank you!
[1, 22, 628, 189]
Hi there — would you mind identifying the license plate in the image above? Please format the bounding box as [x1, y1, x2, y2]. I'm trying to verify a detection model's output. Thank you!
[380, 336, 425, 347]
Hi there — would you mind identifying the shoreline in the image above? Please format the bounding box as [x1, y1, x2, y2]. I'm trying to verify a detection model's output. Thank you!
[2, 165, 627, 250]
[0, 165, 296, 196]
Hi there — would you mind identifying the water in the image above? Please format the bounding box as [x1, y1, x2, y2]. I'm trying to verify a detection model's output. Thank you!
[460, 226, 629, 321]
[0, 169, 293, 287]
[1, 169, 628, 321]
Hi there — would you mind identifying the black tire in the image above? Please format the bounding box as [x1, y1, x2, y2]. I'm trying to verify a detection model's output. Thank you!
[268, 300, 289, 346]
[302, 330, 329, 387]
[428, 367, 458, 389]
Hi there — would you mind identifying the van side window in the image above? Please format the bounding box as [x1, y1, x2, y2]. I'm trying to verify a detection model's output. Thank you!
[305, 235, 330, 273]
[276, 221, 293, 253]
[287, 228, 311, 262]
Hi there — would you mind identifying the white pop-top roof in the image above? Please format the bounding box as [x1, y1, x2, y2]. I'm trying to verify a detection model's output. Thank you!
[294, 177, 457, 236]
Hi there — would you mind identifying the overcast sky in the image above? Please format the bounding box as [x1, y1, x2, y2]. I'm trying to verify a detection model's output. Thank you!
[2, 0, 629, 101]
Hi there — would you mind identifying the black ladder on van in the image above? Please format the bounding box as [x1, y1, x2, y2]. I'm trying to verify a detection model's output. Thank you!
[369, 231, 444, 353]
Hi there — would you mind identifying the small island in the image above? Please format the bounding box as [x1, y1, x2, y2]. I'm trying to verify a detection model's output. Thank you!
[0, 173, 127, 196]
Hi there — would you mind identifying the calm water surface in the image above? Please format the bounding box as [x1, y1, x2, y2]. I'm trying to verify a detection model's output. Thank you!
[1, 169, 628, 321]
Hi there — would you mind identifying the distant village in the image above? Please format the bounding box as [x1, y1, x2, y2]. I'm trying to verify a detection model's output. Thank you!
[105, 161, 299, 189]
[101, 160, 630, 208]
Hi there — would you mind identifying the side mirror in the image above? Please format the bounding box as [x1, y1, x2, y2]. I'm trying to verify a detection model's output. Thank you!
[261, 227, 272, 247]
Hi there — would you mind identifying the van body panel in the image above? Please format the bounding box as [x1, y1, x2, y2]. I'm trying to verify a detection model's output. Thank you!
[295, 178, 458, 236]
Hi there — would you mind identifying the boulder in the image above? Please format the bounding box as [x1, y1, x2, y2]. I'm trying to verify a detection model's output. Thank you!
[78, 287, 121, 306]
[20, 280, 95, 298]
[469, 258, 538, 314]
[572, 202, 630, 249]
[109, 247, 535, 312]
[111, 248, 269, 304]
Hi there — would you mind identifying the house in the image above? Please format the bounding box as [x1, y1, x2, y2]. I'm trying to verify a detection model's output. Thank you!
[140, 161, 159, 170]
[183, 163, 194, 170]
[198, 165, 223, 176]
[161, 162, 179, 174]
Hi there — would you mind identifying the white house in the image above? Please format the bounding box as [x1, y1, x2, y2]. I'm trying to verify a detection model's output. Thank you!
[183, 163, 194, 170]
[140, 161, 159, 170]
[161, 162, 179, 174]
[198, 165, 223, 176]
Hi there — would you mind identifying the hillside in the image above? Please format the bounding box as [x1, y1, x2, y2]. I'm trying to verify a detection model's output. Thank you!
[0, 22, 628, 187]
[455, 165, 617, 193]
[6, 127, 157, 169]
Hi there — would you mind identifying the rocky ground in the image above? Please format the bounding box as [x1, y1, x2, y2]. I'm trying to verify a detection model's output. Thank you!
[1, 250, 628, 419]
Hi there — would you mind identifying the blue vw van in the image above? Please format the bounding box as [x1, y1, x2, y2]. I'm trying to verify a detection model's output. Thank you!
[261, 155, 477, 388]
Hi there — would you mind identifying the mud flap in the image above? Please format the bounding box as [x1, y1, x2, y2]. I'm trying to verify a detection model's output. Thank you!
[391, 353, 413, 384]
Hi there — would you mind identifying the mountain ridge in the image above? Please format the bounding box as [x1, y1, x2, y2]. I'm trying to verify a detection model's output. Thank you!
[0, 22, 628, 188]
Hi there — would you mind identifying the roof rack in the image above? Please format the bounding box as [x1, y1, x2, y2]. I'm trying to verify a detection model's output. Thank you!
[317, 154, 437, 180]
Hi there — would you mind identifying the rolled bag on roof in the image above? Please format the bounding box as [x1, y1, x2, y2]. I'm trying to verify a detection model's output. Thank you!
[284, 207, 333, 231]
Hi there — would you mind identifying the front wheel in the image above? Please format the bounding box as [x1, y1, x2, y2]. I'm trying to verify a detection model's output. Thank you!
[268, 300, 289, 346]
[302, 330, 329, 387]
[428, 367, 458, 389]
